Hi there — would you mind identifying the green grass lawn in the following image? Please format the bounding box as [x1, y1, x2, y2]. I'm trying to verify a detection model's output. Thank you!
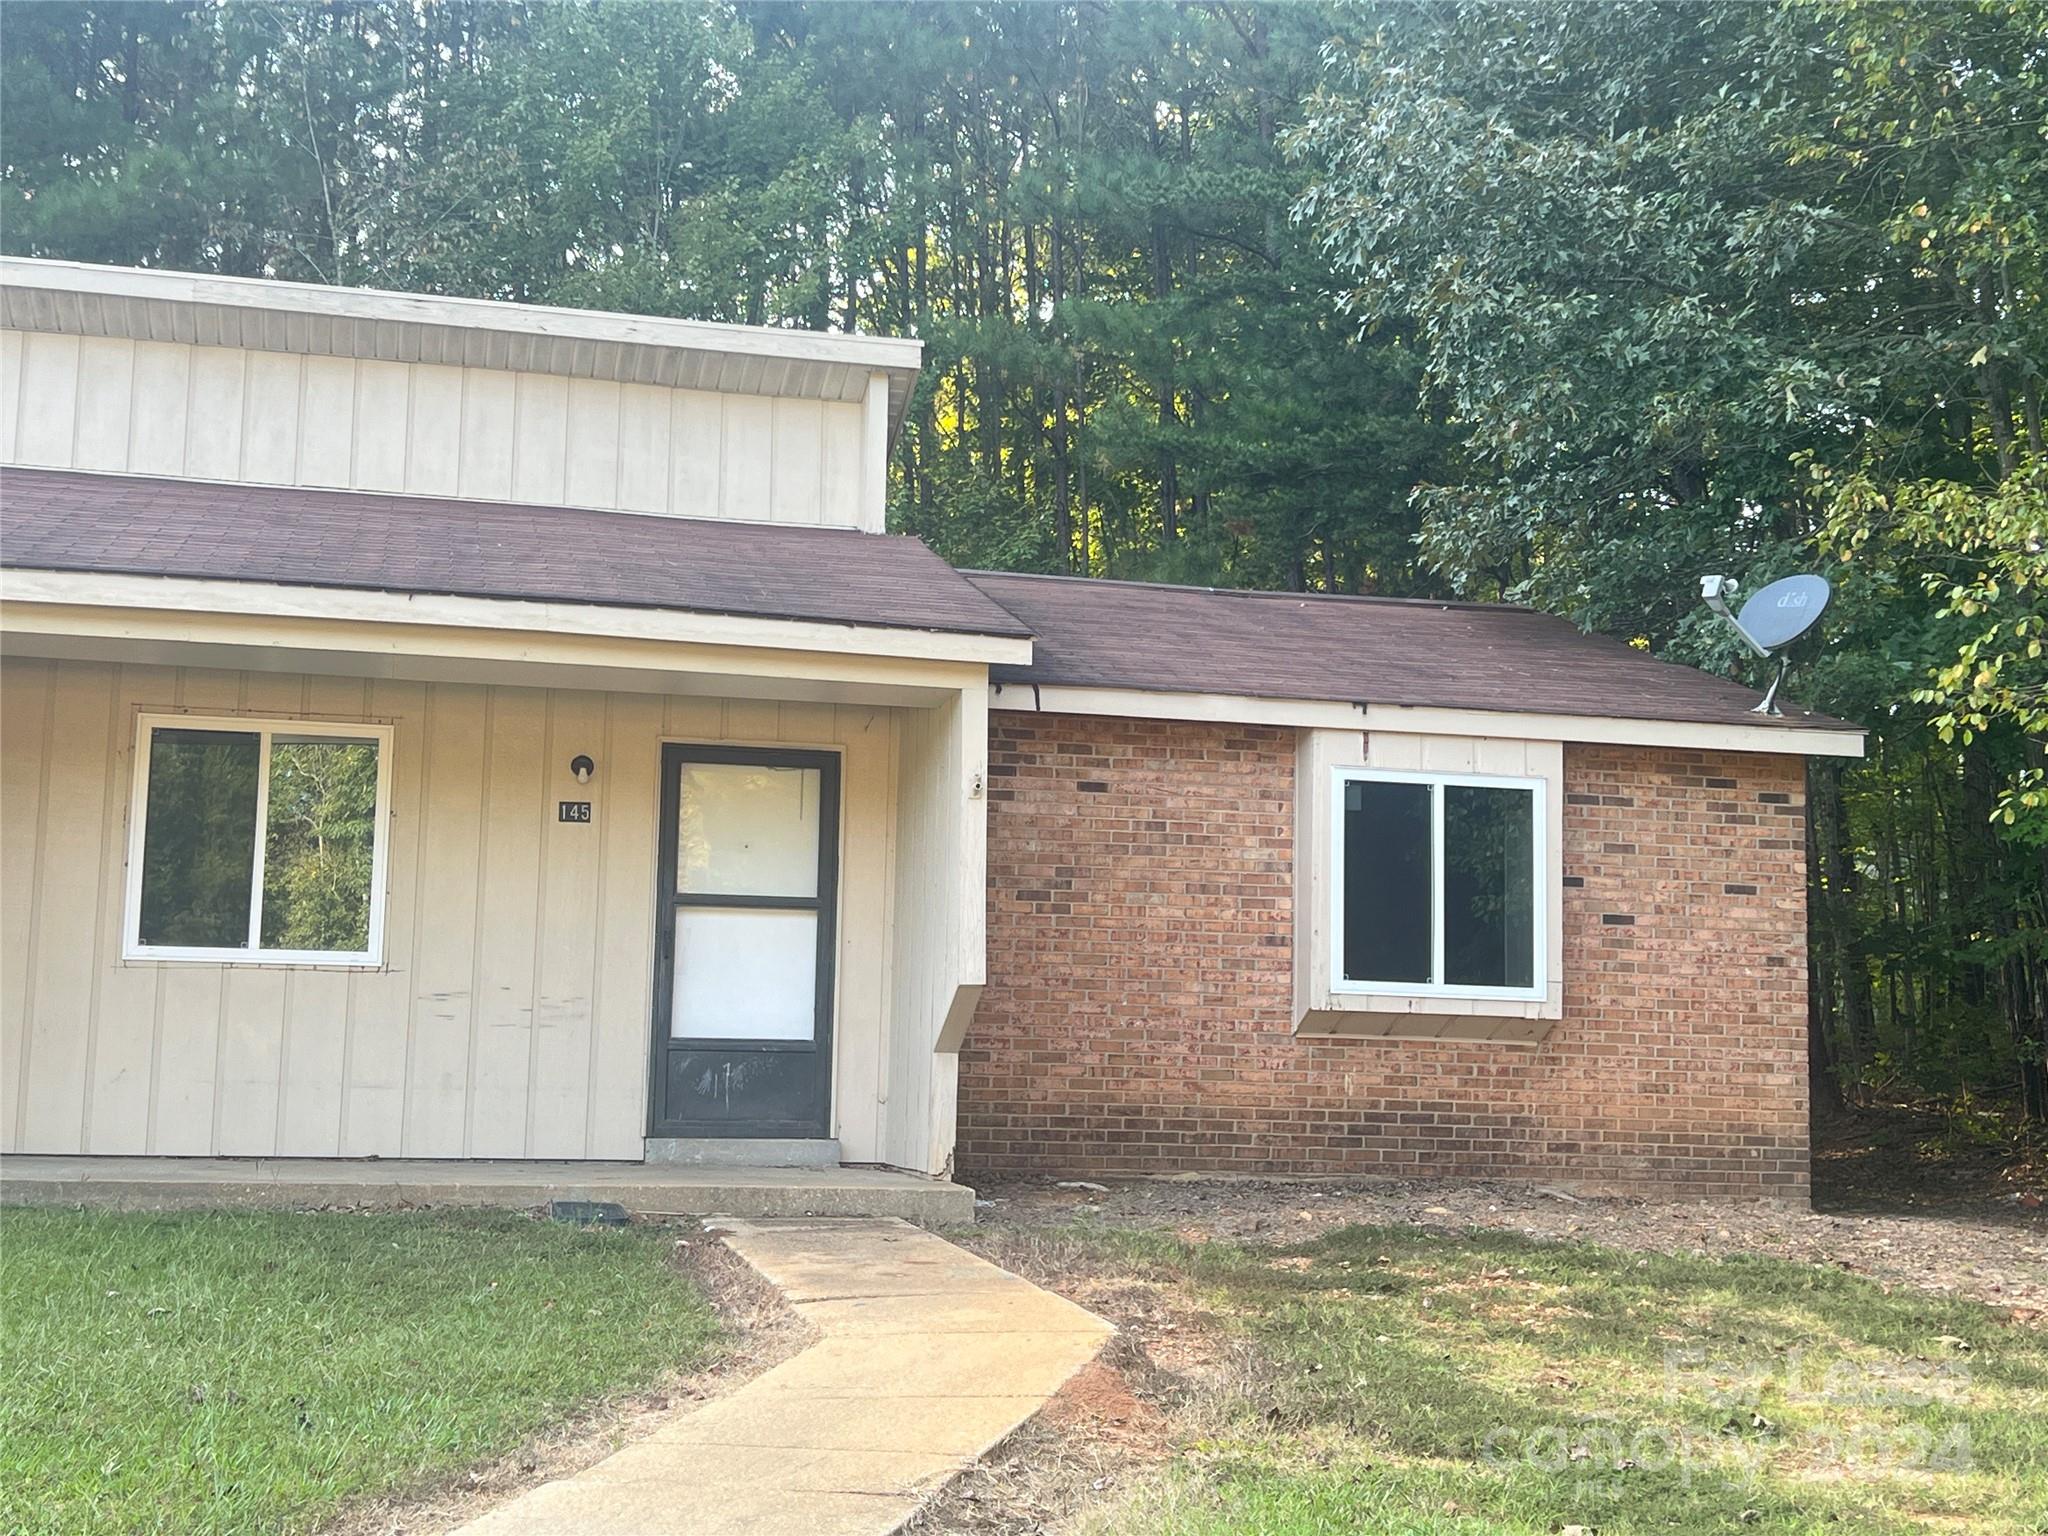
[1046, 1224, 2048, 1536]
[0, 1206, 719, 1536]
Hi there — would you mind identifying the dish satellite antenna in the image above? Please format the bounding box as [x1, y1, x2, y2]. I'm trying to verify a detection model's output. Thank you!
[1699, 572, 1831, 715]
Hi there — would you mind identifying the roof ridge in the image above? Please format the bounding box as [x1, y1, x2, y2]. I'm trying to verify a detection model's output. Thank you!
[961, 566, 1539, 616]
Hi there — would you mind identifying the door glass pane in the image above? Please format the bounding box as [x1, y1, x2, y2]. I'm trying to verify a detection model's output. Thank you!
[138, 728, 260, 948]
[1342, 779, 1432, 984]
[260, 736, 380, 953]
[672, 907, 818, 1041]
[1444, 784, 1536, 988]
[677, 763, 821, 897]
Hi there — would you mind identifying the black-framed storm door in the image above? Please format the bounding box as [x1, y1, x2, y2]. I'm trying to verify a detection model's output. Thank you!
[649, 744, 840, 1139]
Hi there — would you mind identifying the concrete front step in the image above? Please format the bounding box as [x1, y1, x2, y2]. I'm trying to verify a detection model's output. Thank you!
[645, 1137, 842, 1169]
[0, 1156, 975, 1224]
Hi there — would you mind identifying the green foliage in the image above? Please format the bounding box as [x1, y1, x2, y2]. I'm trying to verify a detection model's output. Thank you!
[1823, 454, 2048, 832]
[260, 739, 379, 952]
[0, 0, 1452, 592]
[1292, 0, 2048, 1108]
[0, 1207, 718, 1536]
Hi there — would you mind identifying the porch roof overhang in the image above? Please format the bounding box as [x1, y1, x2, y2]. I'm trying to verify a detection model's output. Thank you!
[0, 568, 1013, 707]
[0, 466, 1030, 703]
[2, 468, 1032, 645]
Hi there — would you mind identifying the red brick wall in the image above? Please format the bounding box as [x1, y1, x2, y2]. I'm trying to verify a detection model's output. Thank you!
[959, 713, 1810, 1198]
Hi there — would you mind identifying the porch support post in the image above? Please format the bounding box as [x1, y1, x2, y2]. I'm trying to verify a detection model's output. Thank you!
[884, 681, 988, 1176]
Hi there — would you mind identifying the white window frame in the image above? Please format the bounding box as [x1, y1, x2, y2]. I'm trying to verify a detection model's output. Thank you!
[122, 712, 393, 967]
[1329, 766, 1548, 1003]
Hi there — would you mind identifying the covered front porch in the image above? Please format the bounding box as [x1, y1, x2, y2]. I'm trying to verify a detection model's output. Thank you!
[0, 549, 1021, 1185]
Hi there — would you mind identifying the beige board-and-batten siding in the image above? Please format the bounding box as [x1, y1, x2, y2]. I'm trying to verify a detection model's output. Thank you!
[0, 329, 880, 529]
[0, 657, 914, 1162]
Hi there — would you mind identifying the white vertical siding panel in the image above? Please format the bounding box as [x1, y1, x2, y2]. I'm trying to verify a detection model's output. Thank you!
[84, 670, 155, 1152]
[215, 967, 288, 1155]
[406, 364, 464, 497]
[74, 337, 136, 472]
[588, 692, 661, 1156]
[616, 383, 672, 513]
[466, 687, 545, 1156]
[353, 359, 411, 492]
[565, 378, 622, 508]
[185, 346, 247, 480]
[530, 691, 606, 1155]
[458, 368, 518, 501]
[240, 351, 303, 483]
[340, 677, 426, 1155]
[1473, 737, 1531, 777]
[720, 394, 774, 522]
[664, 695, 726, 741]
[671, 389, 722, 518]
[0, 659, 52, 1152]
[152, 967, 224, 1154]
[403, 683, 487, 1157]
[1419, 735, 1478, 775]
[15, 333, 81, 466]
[819, 401, 864, 527]
[722, 698, 781, 746]
[298, 356, 357, 487]
[127, 340, 192, 475]
[770, 399, 825, 523]
[512, 374, 570, 504]
[831, 705, 891, 1162]
[860, 373, 890, 533]
[1366, 732, 1425, 772]
[0, 327, 24, 460]
[279, 977, 349, 1155]
[19, 663, 113, 1151]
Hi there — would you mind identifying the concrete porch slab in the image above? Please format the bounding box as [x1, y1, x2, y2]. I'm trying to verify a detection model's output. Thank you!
[0, 1155, 975, 1223]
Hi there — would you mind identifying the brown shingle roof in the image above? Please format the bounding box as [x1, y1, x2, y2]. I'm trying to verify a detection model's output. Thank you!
[966, 570, 1854, 732]
[0, 469, 1031, 639]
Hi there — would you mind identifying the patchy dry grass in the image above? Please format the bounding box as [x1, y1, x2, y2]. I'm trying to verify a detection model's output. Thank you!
[964, 1221, 2048, 1536]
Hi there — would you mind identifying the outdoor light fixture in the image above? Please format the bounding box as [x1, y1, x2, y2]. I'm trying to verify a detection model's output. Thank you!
[570, 755, 596, 784]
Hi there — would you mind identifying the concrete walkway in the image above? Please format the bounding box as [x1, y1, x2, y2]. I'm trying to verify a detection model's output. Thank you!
[455, 1217, 1112, 1536]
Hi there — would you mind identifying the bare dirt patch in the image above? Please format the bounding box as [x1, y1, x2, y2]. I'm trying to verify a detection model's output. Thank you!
[967, 1173, 2048, 1320]
[323, 1221, 810, 1536]
[902, 1231, 1264, 1536]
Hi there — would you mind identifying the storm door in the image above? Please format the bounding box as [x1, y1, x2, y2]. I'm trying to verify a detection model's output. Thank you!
[649, 745, 839, 1138]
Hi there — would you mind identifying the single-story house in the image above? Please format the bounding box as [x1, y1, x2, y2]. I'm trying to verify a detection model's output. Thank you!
[0, 260, 1861, 1199]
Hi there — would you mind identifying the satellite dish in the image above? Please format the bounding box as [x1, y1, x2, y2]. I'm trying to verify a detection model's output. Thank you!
[1697, 571, 1834, 716]
[1736, 574, 1830, 650]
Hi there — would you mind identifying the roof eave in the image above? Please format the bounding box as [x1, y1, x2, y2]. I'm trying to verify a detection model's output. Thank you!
[988, 679, 1865, 758]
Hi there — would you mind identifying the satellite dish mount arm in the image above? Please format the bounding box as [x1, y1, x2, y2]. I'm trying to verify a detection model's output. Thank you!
[1753, 656, 1790, 717]
[1698, 574, 1798, 716]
